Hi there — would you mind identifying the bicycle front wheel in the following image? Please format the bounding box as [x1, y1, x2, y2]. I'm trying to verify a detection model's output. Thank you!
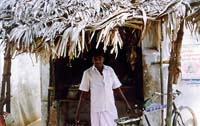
[172, 106, 197, 126]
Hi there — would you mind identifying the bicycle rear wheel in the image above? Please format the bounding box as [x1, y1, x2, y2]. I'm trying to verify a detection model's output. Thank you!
[172, 106, 197, 126]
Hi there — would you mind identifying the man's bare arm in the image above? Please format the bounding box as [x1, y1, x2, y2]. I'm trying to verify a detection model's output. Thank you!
[75, 91, 88, 123]
[114, 87, 132, 112]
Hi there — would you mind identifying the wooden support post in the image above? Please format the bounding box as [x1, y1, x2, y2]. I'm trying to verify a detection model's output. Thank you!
[0, 42, 11, 114]
[166, 20, 184, 126]
[166, 59, 174, 126]
[160, 34, 164, 126]
[48, 59, 56, 126]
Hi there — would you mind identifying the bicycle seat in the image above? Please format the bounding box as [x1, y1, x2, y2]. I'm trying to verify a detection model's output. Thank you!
[135, 98, 152, 109]
[143, 98, 153, 108]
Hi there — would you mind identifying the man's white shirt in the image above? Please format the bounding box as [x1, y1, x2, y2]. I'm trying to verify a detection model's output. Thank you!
[79, 65, 121, 113]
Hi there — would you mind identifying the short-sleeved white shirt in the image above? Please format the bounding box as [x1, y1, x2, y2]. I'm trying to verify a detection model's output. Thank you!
[79, 65, 121, 112]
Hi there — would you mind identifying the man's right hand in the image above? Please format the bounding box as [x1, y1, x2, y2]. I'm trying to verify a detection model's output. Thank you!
[75, 91, 88, 126]
[75, 112, 80, 126]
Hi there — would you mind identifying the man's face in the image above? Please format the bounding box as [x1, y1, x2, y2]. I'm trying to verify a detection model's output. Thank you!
[92, 55, 104, 69]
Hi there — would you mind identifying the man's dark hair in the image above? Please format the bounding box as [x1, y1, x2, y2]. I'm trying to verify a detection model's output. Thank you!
[90, 49, 105, 57]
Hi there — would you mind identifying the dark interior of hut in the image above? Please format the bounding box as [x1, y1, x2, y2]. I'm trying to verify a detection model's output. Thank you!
[50, 27, 144, 125]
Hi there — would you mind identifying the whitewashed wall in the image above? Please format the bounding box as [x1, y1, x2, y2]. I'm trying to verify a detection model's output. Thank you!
[176, 28, 200, 125]
[142, 26, 200, 126]
[141, 24, 170, 126]
[40, 62, 49, 126]
[0, 47, 3, 84]
[0, 49, 41, 126]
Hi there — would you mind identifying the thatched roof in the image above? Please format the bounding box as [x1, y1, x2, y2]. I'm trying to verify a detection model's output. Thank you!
[0, 0, 199, 61]
[185, 4, 200, 35]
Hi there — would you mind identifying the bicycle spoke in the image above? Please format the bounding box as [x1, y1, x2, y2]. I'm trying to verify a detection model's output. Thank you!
[173, 106, 197, 126]
[176, 114, 185, 126]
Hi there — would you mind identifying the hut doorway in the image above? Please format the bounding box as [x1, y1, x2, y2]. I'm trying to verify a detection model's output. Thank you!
[50, 28, 144, 125]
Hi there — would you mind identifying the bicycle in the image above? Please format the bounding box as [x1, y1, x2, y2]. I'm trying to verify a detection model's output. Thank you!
[115, 90, 197, 126]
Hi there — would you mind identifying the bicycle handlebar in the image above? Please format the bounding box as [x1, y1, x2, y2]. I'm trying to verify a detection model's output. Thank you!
[114, 116, 141, 124]
[138, 90, 182, 109]
[153, 90, 181, 96]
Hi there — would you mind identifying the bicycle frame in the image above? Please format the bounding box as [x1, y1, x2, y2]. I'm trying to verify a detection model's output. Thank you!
[115, 90, 182, 126]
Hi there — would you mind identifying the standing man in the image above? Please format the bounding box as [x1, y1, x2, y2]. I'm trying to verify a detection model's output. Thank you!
[75, 49, 132, 126]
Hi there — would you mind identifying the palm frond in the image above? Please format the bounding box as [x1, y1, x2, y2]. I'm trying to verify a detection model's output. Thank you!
[0, 0, 199, 60]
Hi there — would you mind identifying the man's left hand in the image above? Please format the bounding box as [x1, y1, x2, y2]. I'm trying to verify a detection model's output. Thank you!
[126, 104, 132, 113]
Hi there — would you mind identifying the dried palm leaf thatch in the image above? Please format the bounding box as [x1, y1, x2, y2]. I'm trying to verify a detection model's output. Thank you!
[185, 7, 200, 39]
[158, 0, 188, 42]
[0, 0, 198, 61]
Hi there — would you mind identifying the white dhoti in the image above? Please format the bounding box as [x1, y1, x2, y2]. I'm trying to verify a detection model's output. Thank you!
[91, 110, 118, 126]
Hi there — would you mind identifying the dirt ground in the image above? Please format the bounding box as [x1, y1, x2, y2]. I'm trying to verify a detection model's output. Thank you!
[26, 119, 41, 126]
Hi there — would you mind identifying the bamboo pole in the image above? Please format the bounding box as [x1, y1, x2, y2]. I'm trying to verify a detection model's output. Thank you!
[0, 42, 11, 114]
[47, 59, 56, 126]
[159, 21, 164, 126]
[166, 20, 184, 126]
[5, 47, 11, 113]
